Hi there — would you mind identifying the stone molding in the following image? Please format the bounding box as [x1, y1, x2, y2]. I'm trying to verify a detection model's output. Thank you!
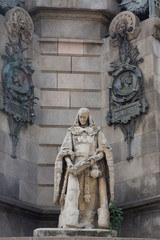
[25, 0, 119, 16]
[31, 9, 113, 25]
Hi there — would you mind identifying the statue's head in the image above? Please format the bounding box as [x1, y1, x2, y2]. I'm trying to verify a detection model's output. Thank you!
[73, 108, 96, 127]
[78, 108, 90, 127]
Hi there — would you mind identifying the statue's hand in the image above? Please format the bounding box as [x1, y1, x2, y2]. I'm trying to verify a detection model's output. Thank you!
[70, 165, 78, 176]
[67, 161, 73, 168]
[88, 156, 96, 166]
[88, 152, 104, 165]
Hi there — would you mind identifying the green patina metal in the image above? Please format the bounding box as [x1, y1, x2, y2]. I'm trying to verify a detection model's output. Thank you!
[120, 0, 160, 19]
[0, 0, 25, 15]
[1, 35, 38, 158]
[106, 27, 148, 160]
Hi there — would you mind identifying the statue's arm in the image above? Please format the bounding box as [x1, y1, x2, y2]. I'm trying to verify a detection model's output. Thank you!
[64, 155, 73, 168]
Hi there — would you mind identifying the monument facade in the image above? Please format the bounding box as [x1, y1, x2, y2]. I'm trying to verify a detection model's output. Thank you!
[0, 0, 160, 238]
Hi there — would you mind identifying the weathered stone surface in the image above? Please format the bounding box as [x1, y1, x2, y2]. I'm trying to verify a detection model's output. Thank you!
[112, 130, 159, 164]
[114, 152, 160, 183]
[71, 92, 101, 108]
[115, 172, 160, 205]
[101, 123, 124, 144]
[39, 73, 57, 89]
[39, 128, 68, 145]
[58, 74, 83, 89]
[145, 90, 160, 112]
[19, 181, 37, 205]
[154, 74, 160, 94]
[102, 90, 109, 108]
[58, 73, 101, 90]
[153, 55, 160, 75]
[101, 50, 118, 72]
[72, 56, 100, 73]
[0, 113, 10, 133]
[16, 139, 39, 164]
[58, 42, 83, 56]
[39, 109, 102, 127]
[38, 166, 54, 185]
[78, 0, 119, 13]
[121, 208, 160, 238]
[40, 56, 71, 72]
[37, 186, 54, 206]
[84, 74, 101, 90]
[25, 0, 119, 14]
[0, 173, 19, 199]
[38, 147, 58, 164]
[40, 42, 58, 55]
[84, 43, 101, 56]
[40, 91, 70, 108]
[40, 18, 106, 40]
[136, 36, 153, 58]
[20, 124, 39, 142]
[0, 151, 37, 184]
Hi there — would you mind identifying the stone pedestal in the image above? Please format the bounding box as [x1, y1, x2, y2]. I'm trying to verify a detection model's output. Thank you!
[33, 228, 117, 238]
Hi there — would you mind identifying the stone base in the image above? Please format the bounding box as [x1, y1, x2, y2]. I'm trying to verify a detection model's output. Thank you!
[33, 228, 117, 238]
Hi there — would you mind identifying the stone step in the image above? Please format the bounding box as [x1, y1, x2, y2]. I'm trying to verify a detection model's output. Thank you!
[0, 238, 157, 240]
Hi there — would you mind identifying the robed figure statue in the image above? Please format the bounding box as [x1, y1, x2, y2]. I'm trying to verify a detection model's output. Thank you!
[54, 108, 114, 229]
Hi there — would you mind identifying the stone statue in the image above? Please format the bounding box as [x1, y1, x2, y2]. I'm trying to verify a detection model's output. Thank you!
[54, 108, 114, 229]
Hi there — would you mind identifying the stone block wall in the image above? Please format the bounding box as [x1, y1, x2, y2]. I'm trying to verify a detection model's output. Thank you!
[37, 37, 104, 207]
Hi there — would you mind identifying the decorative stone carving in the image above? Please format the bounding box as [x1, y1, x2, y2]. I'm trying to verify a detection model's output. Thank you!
[54, 108, 114, 229]
[119, 0, 149, 16]
[0, 7, 37, 158]
[109, 11, 140, 47]
[6, 7, 34, 44]
[106, 12, 148, 160]
[0, 0, 25, 15]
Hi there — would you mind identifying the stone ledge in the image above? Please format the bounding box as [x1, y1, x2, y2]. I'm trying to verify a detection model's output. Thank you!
[25, 0, 119, 15]
[33, 228, 117, 238]
[0, 238, 157, 240]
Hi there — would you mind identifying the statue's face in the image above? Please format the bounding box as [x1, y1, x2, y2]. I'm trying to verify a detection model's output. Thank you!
[78, 112, 89, 126]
